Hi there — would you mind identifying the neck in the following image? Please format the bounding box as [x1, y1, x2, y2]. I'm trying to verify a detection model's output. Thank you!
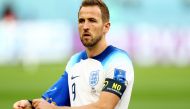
[86, 40, 108, 58]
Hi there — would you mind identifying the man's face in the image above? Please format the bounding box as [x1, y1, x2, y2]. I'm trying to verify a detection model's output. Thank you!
[78, 6, 105, 47]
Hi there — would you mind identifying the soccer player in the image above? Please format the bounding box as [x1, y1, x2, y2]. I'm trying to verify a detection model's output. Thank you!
[13, 0, 134, 109]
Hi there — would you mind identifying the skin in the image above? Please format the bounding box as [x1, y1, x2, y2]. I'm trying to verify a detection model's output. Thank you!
[78, 6, 110, 57]
[13, 6, 119, 109]
[13, 100, 33, 109]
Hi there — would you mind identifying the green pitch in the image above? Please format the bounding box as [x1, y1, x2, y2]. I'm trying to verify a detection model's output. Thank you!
[0, 63, 190, 109]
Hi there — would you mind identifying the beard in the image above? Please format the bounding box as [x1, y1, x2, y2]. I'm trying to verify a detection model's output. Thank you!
[80, 35, 102, 47]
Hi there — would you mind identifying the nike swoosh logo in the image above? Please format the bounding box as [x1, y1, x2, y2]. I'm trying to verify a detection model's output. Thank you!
[47, 87, 57, 92]
[71, 76, 79, 80]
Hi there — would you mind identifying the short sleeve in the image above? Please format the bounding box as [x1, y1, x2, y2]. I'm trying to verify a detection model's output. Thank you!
[105, 53, 134, 86]
[42, 71, 70, 106]
[102, 52, 134, 98]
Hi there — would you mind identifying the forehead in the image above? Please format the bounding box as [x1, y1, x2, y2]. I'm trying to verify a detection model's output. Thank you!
[79, 6, 102, 19]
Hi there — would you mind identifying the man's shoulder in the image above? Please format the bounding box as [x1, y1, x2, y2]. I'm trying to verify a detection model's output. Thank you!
[101, 46, 133, 70]
[111, 46, 129, 56]
[70, 50, 87, 61]
[107, 46, 131, 61]
[66, 51, 86, 71]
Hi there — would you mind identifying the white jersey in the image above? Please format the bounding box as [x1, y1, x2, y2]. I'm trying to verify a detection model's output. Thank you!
[66, 45, 134, 109]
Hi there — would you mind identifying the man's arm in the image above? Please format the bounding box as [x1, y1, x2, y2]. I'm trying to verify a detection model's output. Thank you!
[13, 99, 41, 109]
[32, 91, 120, 109]
[34, 70, 127, 109]
[64, 92, 120, 109]
[13, 71, 70, 109]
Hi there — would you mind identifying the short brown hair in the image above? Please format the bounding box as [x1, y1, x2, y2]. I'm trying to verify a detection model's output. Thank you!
[78, 0, 110, 23]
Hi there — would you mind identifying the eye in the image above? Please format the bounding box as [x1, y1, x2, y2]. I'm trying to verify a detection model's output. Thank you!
[89, 18, 97, 23]
[78, 18, 85, 24]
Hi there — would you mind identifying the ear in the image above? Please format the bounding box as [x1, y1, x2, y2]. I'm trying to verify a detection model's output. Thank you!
[103, 22, 110, 34]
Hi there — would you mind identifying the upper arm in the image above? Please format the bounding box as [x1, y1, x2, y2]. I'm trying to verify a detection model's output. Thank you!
[42, 54, 80, 106]
[97, 54, 134, 109]
[96, 77, 127, 109]
[96, 91, 120, 109]
[84, 54, 133, 109]
[42, 71, 70, 106]
[92, 67, 131, 109]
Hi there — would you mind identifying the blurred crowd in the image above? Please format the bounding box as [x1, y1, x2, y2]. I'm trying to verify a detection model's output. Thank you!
[0, 0, 190, 66]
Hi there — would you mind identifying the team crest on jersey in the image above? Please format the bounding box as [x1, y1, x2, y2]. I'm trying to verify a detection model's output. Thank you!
[89, 70, 99, 87]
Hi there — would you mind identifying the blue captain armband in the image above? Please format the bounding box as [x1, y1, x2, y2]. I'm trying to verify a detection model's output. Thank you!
[102, 78, 126, 98]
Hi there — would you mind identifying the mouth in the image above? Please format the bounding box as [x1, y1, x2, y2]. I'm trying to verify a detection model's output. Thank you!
[82, 33, 91, 37]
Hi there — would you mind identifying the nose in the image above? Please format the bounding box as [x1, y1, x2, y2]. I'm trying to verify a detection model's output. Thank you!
[83, 22, 89, 30]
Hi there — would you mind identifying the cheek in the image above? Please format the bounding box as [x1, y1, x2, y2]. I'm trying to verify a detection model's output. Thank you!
[78, 27, 82, 39]
[78, 25, 81, 31]
[93, 26, 103, 34]
[97, 26, 104, 35]
[78, 26, 83, 34]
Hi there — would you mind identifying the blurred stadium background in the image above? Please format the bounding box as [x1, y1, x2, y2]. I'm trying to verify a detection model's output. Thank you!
[0, 0, 190, 109]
